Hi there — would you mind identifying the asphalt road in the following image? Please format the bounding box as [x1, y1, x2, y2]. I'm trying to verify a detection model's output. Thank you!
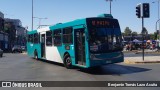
[0, 53, 160, 90]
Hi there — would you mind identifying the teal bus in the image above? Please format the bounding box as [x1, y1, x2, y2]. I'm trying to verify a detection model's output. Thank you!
[27, 14, 124, 69]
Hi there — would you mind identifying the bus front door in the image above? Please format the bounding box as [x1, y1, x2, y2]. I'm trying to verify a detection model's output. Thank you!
[75, 28, 86, 66]
[41, 34, 46, 58]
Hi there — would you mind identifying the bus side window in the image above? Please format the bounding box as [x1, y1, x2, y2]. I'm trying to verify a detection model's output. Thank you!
[63, 27, 73, 44]
[53, 29, 62, 46]
[34, 33, 39, 44]
[27, 35, 30, 42]
[31, 34, 34, 43]
[46, 31, 52, 46]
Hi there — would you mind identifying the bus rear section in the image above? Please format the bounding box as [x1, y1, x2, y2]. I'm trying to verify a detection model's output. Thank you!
[86, 18, 124, 67]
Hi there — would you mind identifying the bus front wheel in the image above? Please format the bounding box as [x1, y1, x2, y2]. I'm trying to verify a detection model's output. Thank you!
[64, 55, 72, 69]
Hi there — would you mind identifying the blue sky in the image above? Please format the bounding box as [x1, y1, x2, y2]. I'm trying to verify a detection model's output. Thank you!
[0, 0, 158, 33]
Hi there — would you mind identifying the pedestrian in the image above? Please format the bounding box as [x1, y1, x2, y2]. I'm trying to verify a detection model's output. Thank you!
[129, 43, 132, 51]
[126, 44, 129, 51]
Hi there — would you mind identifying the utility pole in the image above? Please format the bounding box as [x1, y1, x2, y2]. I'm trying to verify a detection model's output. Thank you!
[32, 0, 34, 31]
[106, 0, 113, 14]
[136, 3, 150, 61]
[153, 0, 160, 49]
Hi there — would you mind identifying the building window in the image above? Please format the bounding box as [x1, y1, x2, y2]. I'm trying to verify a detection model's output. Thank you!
[63, 27, 73, 44]
[53, 29, 62, 46]
[46, 31, 52, 46]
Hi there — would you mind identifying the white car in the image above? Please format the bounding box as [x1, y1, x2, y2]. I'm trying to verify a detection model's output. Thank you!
[0, 49, 3, 57]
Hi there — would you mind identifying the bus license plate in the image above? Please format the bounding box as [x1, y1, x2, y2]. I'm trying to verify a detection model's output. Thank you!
[106, 60, 111, 63]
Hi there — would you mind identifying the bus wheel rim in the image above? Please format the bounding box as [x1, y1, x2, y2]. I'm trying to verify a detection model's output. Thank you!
[66, 57, 71, 65]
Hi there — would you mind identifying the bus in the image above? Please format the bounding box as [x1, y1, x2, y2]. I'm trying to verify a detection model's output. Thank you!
[27, 14, 124, 69]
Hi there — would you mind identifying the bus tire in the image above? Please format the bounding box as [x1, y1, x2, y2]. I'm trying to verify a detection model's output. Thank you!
[64, 54, 72, 69]
[34, 51, 38, 60]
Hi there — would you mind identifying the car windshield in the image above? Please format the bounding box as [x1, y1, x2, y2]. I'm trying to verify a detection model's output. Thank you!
[89, 28, 123, 53]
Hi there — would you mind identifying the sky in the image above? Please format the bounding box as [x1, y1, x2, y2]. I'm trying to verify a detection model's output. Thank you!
[0, 0, 158, 33]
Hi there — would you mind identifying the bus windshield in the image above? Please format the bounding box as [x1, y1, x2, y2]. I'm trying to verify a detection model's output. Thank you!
[89, 28, 123, 53]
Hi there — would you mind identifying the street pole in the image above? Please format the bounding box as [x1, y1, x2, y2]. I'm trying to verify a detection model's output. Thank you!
[106, 0, 112, 14]
[156, 19, 160, 31]
[32, 0, 34, 31]
[156, 19, 160, 48]
[158, 1, 159, 19]
[153, 0, 160, 37]
[142, 17, 144, 61]
[110, 0, 112, 14]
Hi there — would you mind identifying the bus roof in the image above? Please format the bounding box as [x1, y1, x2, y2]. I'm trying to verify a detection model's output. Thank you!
[27, 30, 38, 35]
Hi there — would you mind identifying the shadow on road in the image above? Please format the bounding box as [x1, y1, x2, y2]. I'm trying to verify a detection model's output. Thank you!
[32, 58, 151, 76]
[34, 58, 65, 67]
[78, 64, 151, 75]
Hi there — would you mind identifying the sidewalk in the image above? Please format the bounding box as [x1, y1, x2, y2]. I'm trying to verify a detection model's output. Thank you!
[124, 50, 160, 64]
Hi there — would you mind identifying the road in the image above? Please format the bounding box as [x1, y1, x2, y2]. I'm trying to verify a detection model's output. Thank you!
[0, 53, 160, 90]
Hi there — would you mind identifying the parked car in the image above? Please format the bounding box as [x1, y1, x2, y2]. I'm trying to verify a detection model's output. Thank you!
[12, 45, 22, 53]
[0, 48, 3, 57]
[21, 46, 26, 51]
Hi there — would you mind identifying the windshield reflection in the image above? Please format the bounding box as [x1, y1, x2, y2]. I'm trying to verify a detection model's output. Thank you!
[90, 28, 123, 53]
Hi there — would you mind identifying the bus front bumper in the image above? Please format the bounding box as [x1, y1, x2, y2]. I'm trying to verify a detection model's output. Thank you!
[89, 52, 124, 67]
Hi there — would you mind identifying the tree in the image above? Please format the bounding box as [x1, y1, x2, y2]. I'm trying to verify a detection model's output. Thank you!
[132, 31, 138, 36]
[124, 27, 132, 36]
[141, 27, 148, 35]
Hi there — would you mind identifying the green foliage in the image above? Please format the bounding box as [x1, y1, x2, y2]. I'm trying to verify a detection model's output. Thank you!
[141, 27, 148, 35]
[124, 27, 132, 36]
[132, 31, 138, 36]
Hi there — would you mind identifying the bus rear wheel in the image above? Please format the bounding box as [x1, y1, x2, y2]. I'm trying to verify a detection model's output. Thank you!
[64, 55, 72, 69]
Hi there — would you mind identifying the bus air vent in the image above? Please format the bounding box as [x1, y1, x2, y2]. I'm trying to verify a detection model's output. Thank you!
[97, 14, 113, 18]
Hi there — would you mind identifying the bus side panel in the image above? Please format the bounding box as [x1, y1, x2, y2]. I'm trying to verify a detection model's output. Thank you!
[61, 45, 75, 65]
[27, 43, 42, 58]
[55, 45, 75, 64]
[45, 46, 63, 63]
[27, 43, 33, 57]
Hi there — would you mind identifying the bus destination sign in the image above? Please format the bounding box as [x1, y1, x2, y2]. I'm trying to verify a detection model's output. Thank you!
[87, 18, 120, 28]
[91, 20, 110, 26]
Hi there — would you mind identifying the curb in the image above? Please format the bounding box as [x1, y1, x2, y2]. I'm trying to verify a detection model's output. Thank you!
[22, 52, 27, 55]
[135, 61, 160, 64]
[124, 60, 136, 64]
[135, 52, 160, 54]
[124, 60, 160, 64]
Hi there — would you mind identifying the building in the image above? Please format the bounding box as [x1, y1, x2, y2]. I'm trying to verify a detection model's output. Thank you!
[0, 11, 4, 32]
[0, 11, 9, 51]
[4, 18, 27, 46]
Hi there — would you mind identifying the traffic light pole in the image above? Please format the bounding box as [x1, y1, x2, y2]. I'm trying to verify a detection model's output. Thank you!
[136, 3, 150, 61]
[142, 17, 144, 61]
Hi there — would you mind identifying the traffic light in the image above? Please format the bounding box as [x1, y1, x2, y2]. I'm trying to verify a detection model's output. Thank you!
[136, 4, 141, 18]
[143, 3, 150, 18]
